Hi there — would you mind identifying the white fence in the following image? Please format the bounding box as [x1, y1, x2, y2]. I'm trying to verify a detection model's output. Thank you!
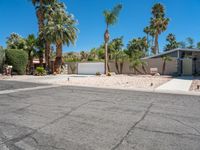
[78, 62, 104, 75]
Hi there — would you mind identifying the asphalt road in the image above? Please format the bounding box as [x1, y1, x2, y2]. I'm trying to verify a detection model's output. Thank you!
[0, 80, 200, 150]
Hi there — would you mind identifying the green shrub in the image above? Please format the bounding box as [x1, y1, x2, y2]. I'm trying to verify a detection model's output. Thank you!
[96, 72, 101, 76]
[34, 67, 46, 76]
[107, 72, 112, 76]
[0, 47, 5, 73]
[6, 49, 28, 75]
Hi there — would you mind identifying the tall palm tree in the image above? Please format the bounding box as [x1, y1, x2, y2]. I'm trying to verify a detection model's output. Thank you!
[31, 0, 56, 68]
[103, 4, 122, 75]
[151, 17, 169, 54]
[43, 2, 78, 73]
[144, 26, 156, 55]
[150, 3, 169, 54]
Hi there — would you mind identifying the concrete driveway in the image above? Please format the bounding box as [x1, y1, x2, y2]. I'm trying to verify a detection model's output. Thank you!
[0, 80, 200, 150]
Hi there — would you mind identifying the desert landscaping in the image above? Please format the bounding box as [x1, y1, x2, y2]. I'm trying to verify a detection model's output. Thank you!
[0, 74, 171, 90]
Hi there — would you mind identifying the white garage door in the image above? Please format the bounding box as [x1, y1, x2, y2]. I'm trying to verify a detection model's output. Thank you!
[78, 62, 104, 75]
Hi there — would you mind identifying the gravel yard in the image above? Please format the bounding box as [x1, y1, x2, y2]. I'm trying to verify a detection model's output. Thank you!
[1, 74, 172, 90]
[190, 77, 200, 92]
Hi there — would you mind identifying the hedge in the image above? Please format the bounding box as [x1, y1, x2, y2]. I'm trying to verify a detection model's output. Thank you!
[0, 47, 5, 73]
[6, 49, 28, 75]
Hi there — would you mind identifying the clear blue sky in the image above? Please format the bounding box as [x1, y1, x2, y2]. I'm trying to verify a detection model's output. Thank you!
[0, 0, 200, 52]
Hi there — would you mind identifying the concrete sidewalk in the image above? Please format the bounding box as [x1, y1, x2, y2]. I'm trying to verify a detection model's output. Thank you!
[156, 76, 193, 92]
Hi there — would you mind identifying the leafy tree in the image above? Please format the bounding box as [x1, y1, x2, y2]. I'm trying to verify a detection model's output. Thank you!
[164, 33, 179, 51]
[148, 3, 169, 54]
[103, 4, 122, 75]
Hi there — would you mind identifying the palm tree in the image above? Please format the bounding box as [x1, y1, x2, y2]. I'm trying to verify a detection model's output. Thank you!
[103, 4, 122, 75]
[161, 55, 172, 74]
[126, 37, 148, 57]
[150, 3, 169, 54]
[186, 37, 194, 49]
[43, 2, 78, 73]
[126, 37, 148, 74]
[164, 33, 179, 51]
[6, 33, 26, 50]
[24, 34, 37, 74]
[112, 51, 128, 74]
[129, 50, 145, 74]
[31, 0, 56, 69]
[109, 37, 124, 73]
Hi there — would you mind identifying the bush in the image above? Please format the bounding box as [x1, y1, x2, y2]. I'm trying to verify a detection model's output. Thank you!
[0, 47, 5, 73]
[107, 72, 112, 76]
[6, 49, 28, 75]
[34, 67, 46, 76]
[96, 72, 101, 76]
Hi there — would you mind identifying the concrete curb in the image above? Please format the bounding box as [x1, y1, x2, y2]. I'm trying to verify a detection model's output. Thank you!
[0, 85, 61, 95]
[63, 84, 200, 96]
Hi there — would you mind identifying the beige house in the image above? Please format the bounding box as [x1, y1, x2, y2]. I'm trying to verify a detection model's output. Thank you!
[143, 48, 200, 76]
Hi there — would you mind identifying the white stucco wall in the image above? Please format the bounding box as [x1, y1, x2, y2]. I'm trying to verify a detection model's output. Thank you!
[78, 62, 104, 75]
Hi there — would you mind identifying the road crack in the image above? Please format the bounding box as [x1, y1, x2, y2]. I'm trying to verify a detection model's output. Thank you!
[111, 102, 153, 150]
[136, 127, 200, 139]
[0, 100, 93, 148]
[164, 116, 200, 135]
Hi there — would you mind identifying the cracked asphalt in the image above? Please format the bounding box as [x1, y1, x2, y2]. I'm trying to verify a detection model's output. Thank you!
[0, 80, 200, 150]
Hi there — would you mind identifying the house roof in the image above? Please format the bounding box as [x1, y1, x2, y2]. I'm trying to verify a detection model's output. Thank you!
[142, 48, 200, 59]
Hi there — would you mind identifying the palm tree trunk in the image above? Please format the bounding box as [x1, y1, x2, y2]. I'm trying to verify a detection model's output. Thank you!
[120, 62, 124, 74]
[36, 6, 45, 67]
[105, 42, 108, 75]
[162, 60, 166, 75]
[45, 42, 51, 70]
[55, 41, 63, 74]
[104, 26, 110, 75]
[36, 2, 50, 72]
[154, 33, 159, 54]
[133, 67, 144, 74]
[142, 65, 147, 74]
[115, 59, 119, 74]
